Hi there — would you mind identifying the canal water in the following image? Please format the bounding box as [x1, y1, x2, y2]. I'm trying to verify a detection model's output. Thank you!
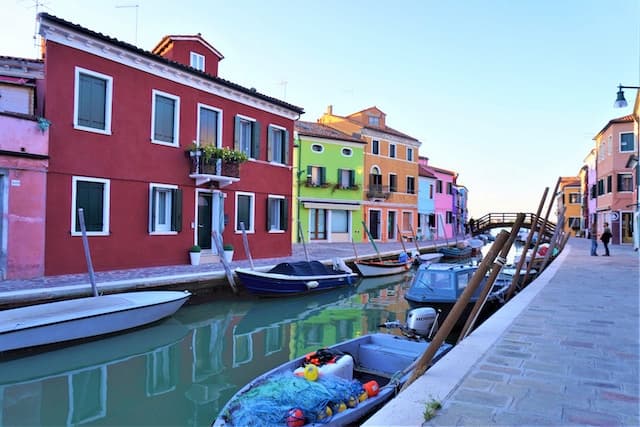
[0, 234, 528, 427]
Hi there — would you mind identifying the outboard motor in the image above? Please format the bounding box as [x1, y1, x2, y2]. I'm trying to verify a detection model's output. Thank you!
[406, 307, 438, 339]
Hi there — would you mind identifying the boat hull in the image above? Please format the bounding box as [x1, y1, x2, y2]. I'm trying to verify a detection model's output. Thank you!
[0, 291, 191, 352]
[235, 268, 357, 296]
[213, 333, 452, 427]
[354, 259, 413, 277]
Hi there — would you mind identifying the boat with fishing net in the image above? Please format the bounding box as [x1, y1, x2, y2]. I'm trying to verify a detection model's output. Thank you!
[212, 307, 452, 427]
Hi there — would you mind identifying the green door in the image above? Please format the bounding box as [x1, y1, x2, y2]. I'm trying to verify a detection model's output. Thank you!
[197, 193, 212, 250]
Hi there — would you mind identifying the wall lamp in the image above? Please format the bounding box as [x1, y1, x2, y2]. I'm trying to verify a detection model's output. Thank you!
[614, 84, 640, 108]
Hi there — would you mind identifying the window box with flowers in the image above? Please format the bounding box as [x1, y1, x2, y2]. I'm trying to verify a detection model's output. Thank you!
[187, 143, 248, 177]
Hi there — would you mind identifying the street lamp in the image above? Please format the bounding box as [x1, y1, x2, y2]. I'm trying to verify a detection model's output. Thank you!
[614, 84, 640, 250]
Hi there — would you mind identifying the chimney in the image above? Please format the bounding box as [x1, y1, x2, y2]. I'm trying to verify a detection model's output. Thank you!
[326, 105, 333, 115]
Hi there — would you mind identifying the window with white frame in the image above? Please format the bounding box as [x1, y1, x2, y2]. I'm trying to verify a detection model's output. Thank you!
[406, 176, 415, 194]
[331, 210, 349, 233]
[620, 132, 635, 153]
[341, 147, 352, 157]
[268, 125, 288, 164]
[306, 166, 326, 186]
[389, 143, 396, 158]
[311, 144, 323, 153]
[372, 139, 379, 155]
[617, 173, 633, 192]
[149, 184, 182, 234]
[407, 147, 413, 161]
[235, 115, 260, 159]
[190, 52, 205, 72]
[267, 195, 287, 232]
[337, 168, 355, 189]
[74, 67, 113, 134]
[235, 192, 255, 232]
[72, 176, 110, 236]
[368, 115, 380, 126]
[151, 90, 180, 145]
[568, 192, 580, 204]
[389, 173, 397, 192]
[198, 104, 221, 147]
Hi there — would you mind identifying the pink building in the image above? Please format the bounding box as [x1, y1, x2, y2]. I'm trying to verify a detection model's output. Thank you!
[418, 157, 457, 239]
[0, 57, 48, 279]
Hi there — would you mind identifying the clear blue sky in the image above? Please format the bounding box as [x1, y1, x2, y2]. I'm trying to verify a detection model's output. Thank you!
[4, 0, 640, 218]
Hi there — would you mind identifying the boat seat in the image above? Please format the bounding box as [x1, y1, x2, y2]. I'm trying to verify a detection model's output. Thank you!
[357, 343, 419, 374]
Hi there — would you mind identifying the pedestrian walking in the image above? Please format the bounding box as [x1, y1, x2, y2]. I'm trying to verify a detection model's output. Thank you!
[589, 225, 598, 256]
[600, 222, 612, 256]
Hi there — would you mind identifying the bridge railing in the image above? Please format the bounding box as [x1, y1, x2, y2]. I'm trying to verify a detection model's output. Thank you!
[472, 212, 555, 237]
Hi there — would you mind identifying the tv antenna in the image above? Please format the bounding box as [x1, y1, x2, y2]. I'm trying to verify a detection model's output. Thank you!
[116, 3, 139, 45]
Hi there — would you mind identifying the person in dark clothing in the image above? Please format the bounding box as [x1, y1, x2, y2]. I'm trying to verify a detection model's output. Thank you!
[589, 224, 598, 256]
[600, 222, 612, 256]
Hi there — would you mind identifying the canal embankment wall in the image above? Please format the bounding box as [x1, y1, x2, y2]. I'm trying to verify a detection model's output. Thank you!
[363, 237, 639, 427]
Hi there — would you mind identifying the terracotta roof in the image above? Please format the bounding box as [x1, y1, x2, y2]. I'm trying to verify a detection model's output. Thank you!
[593, 114, 634, 140]
[430, 165, 457, 177]
[38, 13, 304, 115]
[362, 124, 419, 141]
[418, 164, 437, 178]
[152, 34, 224, 60]
[295, 121, 364, 143]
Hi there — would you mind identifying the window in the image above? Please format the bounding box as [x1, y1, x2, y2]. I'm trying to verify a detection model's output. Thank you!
[608, 135, 612, 155]
[407, 147, 413, 162]
[389, 174, 397, 192]
[310, 208, 327, 240]
[152, 90, 180, 145]
[198, 104, 221, 146]
[407, 176, 415, 194]
[590, 184, 596, 199]
[446, 211, 453, 224]
[389, 144, 396, 158]
[597, 179, 604, 196]
[607, 175, 612, 193]
[429, 184, 433, 199]
[331, 210, 349, 233]
[402, 211, 413, 231]
[372, 139, 379, 155]
[311, 144, 323, 153]
[368, 115, 379, 126]
[74, 67, 113, 134]
[190, 52, 205, 72]
[306, 166, 326, 186]
[341, 147, 352, 157]
[436, 180, 443, 193]
[149, 184, 182, 234]
[235, 116, 260, 159]
[618, 173, 633, 192]
[568, 193, 580, 204]
[620, 132, 635, 153]
[337, 168, 355, 189]
[446, 182, 453, 195]
[568, 217, 581, 230]
[267, 195, 288, 232]
[71, 176, 110, 236]
[268, 125, 288, 164]
[235, 192, 255, 233]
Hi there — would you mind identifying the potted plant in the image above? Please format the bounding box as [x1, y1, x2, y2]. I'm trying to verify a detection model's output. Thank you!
[223, 243, 234, 263]
[200, 145, 248, 177]
[189, 245, 201, 266]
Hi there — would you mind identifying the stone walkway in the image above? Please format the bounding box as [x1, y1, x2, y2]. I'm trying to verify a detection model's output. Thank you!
[364, 238, 640, 426]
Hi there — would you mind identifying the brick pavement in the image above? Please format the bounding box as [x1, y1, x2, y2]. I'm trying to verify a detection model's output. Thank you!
[364, 237, 639, 426]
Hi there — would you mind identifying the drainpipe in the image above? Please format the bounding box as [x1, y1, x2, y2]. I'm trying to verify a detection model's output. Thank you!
[294, 130, 303, 243]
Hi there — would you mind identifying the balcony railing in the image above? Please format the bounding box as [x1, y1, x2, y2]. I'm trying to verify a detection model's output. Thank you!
[189, 157, 241, 187]
[366, 185, 391, 200]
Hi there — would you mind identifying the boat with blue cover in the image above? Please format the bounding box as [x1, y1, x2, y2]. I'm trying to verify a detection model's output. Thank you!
[235, 260, 358, 296]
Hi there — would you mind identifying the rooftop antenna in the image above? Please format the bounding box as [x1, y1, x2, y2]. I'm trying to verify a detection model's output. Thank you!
[24, 0, 49, 53]
[116, 3, 139, 45]
[279, 80, 288, 100]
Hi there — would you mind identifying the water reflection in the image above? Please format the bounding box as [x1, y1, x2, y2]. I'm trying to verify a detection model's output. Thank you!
[0, 271, 419, 427]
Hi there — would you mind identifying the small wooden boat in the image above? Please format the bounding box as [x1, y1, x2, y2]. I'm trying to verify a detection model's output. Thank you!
[213, 309, 452, 427]
[437, 245, 473, 259]
[413, 252, 444, 265]
[235, 260, 358, 296]
[0, 291, 191, 352]
[404, 263, 509, 328]
[354, 253, 413, 277]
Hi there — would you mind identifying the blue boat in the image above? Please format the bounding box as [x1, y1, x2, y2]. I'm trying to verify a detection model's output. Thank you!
[235, 260, 358, 296]
[404, 263, 509, 328]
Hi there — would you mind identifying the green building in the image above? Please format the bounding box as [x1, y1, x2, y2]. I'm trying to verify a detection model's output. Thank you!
[293, 121, 366, 243]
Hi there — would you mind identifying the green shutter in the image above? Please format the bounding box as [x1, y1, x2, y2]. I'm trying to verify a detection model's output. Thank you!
[267, 125, 273, 162]
[171, 189, 182, 232]
[283, 130, 290, 164]
[349, 170, 355, 187]
[266, 197, 272, 231]
[251, 120, 261, 159]
[150, 187, 157, 232]
[306, 165, 312, 185]
[234, 116, 241, 151]
[320, 167, 326, 185]
[76, 181, 104, 232]
[282, 198, 289, 231]
[337, 168, 343, 183]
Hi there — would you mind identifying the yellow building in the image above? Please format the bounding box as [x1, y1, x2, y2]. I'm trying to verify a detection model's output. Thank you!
[557, 176, 582, 236]
[319, 106, 422, 242]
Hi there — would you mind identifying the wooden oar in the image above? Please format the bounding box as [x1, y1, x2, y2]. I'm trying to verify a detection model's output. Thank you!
[77, 208, 98, 297]
[361, 221, 382, 261]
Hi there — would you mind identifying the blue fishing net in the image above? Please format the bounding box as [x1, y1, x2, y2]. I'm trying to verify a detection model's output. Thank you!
[222, 372, 364, 426]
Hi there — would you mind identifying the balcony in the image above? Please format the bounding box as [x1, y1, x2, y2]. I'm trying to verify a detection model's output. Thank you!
[189, 156, 241, 187]
[366, 185, 390, 200]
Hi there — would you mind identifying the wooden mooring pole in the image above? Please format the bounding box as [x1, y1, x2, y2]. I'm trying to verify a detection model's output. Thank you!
[401, 230, 511, 391]
[239, 222, 254, 270]
[213, 231, 238, 294]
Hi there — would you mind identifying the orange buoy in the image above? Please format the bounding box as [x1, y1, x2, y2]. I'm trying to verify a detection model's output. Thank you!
[363, 380, 379, 397]
[286, 408, 305, 427]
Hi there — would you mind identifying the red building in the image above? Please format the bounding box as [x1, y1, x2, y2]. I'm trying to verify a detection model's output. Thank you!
[37, 14, 303, 275]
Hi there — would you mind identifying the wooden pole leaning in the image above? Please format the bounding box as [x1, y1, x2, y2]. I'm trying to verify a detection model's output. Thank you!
[506, 187, 548, 300]
[239, 222, 254, 270]
[396, 224, 408, 254]
[458, 213, 525, 343]
[297, 220, 310, 262]
[401, 230, 511, 392]
[538, 207, 565, 272]
[78, 208, 99, 297]
[362, 221, 383, 262]
[213, 231, 238, 294]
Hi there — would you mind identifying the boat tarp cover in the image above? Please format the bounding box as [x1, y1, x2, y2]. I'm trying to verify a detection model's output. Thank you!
[268, 261, 340, 276]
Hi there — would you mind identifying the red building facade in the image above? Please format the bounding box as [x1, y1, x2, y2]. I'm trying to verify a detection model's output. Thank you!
[38, 14, 303, 275]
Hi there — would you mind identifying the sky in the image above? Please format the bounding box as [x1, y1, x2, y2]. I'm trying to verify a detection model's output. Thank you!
[3, 0, 640, 219]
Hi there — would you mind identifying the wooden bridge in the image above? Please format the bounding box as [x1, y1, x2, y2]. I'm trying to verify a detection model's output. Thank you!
[471, 213, 556, 237]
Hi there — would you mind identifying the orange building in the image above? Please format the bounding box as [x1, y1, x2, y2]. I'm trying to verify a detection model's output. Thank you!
[319, 106, 422, 242]
[556, 176, 582, 236]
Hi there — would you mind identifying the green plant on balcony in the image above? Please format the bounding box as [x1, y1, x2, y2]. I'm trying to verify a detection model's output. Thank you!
[201, 145, 248, 164]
